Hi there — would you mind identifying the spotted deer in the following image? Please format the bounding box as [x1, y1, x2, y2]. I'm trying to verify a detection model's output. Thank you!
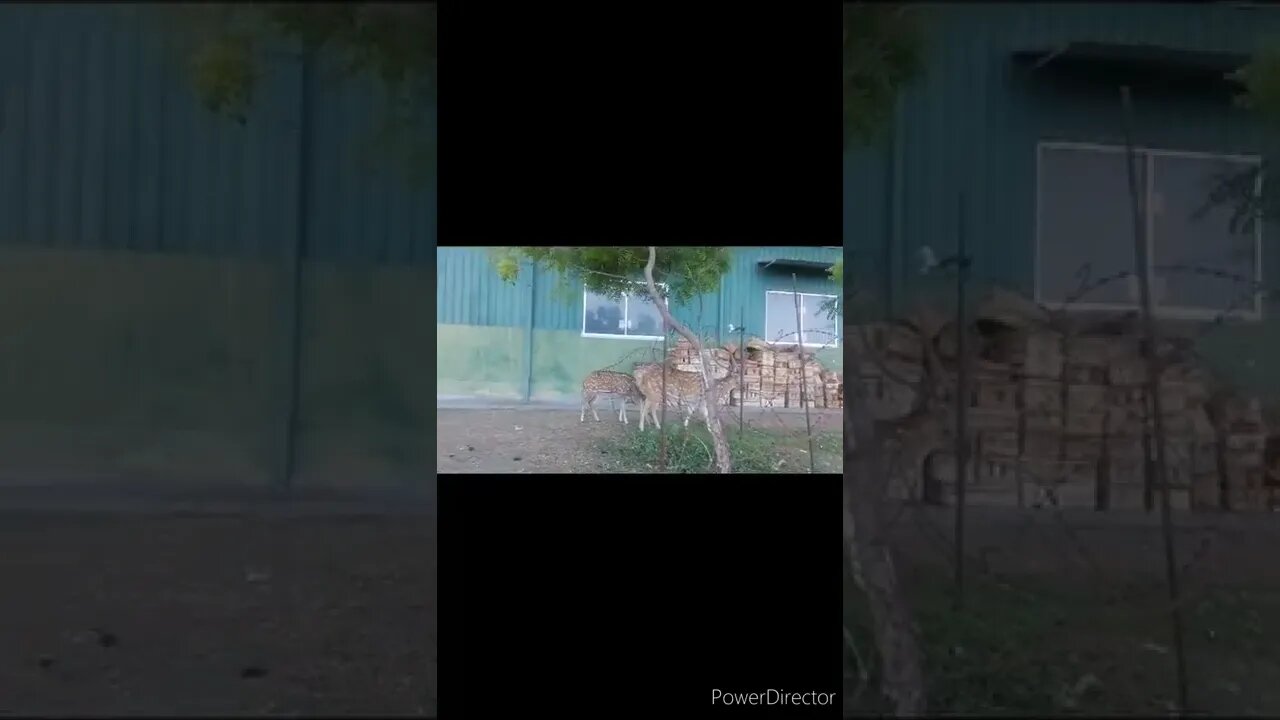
[580, 370, 645, 424]
[633, 355, 736, 431]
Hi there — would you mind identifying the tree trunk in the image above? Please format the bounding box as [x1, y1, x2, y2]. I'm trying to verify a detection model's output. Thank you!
[845, 360, 927, 715]
[642, 247, 733, 473]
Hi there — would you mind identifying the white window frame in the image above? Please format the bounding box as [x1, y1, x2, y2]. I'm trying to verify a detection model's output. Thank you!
[580, 281, 668, 341]
[765, 290, 841, 348]
[1034, 141, 1264, 321]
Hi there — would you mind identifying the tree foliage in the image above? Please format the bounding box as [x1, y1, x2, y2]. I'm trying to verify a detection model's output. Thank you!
[1235, 48, 1280, 119]
[824, 257, 844, 319]
[492, 246, 737, 472]
[492, 247, 731, 306]
[150, 3, 436, 184]
[843, 3, 923, 315]
[843, 3, 927, 147]
[1202, 51, 1280, 232]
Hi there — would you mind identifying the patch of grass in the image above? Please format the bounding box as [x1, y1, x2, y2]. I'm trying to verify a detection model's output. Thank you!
[843, 560, 1280, 715]
[600, 422, 841, 473]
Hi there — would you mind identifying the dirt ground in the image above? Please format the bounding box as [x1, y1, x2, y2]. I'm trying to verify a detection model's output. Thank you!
[436, 404, 843, 473]
[0, 512, 435, 715]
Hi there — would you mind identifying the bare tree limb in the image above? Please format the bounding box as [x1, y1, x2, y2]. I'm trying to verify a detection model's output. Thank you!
[845, 347, 928, 715]
[643, 247, 733, 474]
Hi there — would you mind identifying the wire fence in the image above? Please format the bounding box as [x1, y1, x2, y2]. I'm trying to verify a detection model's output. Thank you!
[585, 284, 843, 474]
[844, 180, 1280, 712]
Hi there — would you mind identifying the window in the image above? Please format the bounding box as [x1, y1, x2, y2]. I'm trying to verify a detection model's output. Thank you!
[581, 282, 667, 339]
[765, 291, 840, 348]
[1037, 142, 1262, 319]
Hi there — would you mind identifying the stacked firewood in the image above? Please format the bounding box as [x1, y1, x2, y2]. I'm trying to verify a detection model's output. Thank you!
[1002, 331, 1272, 511]
[848, 299, 1271, 511]
[1203, 394, 1268, 511]
[666, 338, 843, 409]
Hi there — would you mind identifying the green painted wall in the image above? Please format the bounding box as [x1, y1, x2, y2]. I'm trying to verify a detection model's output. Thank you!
[0, 247, 430, 489]
[436, 324, 526, 398]
[529, 330, 667, 400]
[436, 246, 844, 403]
[815, 348, 842, 372]
[437, 324, 843, 404]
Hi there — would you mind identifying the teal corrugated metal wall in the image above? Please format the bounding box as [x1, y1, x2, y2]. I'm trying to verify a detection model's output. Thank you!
[0, 6, 293, 255]
[844, 2, 1280, 301]
[435, 247, 527, 327]
[843, 143, 891, 310]
[306, 52, 436, 264]
[0, 5, 436, 492]
[719, 247, 843, 345]
[0, 4, 435, 262]
[436, 246, 842, 343]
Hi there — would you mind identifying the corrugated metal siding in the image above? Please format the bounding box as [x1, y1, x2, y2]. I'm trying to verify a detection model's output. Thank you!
[437, 246, 842, 343]
[843, 145, 890, 307]
[846, 3, 1280, 299]
[435, 247, 527, 327]
[0, 5, 434, 263]
[530, 264, 586, 332]
[531, 246, 840, 337]
[719, 246, 843, 344]
[305, 53, 436, 264]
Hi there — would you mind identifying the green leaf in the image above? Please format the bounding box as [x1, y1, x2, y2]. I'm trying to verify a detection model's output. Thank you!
[487, 247, 732, 306]
[843, 3, 927, 147]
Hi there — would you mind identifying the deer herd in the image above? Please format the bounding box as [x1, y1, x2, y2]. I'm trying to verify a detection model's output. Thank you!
[580, 358, 735, 431]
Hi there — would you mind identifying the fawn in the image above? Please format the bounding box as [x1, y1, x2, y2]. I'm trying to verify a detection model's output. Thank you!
[580, 370, 644, 423]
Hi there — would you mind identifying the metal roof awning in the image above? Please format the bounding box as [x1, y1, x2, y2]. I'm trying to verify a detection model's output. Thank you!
[757, 258, 837, 272]
[1011, 42, 1249, 102]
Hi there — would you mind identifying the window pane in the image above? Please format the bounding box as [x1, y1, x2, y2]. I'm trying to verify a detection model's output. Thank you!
[584, 290, 625, 335]
[628, 290, 665, 337]
[766, 292, 802, 345]
[1038, 147, 1146, 305]
[802, 295, 839, 347]
[1151, 154, 1258, 312]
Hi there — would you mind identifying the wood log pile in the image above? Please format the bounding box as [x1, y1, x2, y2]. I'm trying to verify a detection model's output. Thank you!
[850, 290, 1272, 511]
[666, 338, 843, 409]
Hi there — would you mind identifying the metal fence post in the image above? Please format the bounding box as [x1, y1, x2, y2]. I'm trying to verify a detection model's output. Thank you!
[791, 274, 817, 474]
[278, 47, 314, 494]
[953, 192, 971, 608]
[739, 306, 745, 439]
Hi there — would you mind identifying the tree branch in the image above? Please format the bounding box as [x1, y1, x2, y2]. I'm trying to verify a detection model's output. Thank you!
[643, 246, 732, 473]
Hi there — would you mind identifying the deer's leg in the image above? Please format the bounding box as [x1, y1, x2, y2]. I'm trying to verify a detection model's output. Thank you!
[580, 390, 590, 423]
[619, 399, 628, 424]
